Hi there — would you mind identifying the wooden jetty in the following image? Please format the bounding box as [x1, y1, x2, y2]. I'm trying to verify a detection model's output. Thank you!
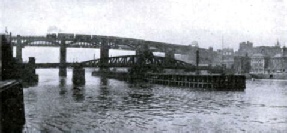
[91, 71, 246, 91]
[146, 73, 246, 91]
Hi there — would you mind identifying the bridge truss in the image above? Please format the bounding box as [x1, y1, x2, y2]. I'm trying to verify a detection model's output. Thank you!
[11, 34, 189, 53]
[81, 55, 195, 69]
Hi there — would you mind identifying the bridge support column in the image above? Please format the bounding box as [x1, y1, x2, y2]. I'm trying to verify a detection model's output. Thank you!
[165, 49, 175, 59]
[16, 35, 23, 63]
[21, 57, 38, 83]
[72, 64, 85, 85]
[136, 43, 149, 56]
[99, 40, 109, 72]
[59, 40, 67, 76]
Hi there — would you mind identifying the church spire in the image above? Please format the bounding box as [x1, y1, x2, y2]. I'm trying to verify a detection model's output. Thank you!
[276, 39, 280, 47]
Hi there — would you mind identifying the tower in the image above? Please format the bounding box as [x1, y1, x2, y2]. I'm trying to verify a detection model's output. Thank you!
[283, 46, 287, 57]
[275, 39, 280, 47]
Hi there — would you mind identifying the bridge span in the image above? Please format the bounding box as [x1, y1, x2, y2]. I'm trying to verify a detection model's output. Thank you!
[11, 33, 190, 76]
[33, 55, 220, 73]
[34, 55, 194, 69]
[11, 33, 216, 76]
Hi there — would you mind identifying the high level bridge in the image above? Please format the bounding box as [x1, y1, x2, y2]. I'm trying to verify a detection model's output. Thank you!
[10, 33, 211, 76]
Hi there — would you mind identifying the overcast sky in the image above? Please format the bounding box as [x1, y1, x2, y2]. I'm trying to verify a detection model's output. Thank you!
[1, 0, 287, 49]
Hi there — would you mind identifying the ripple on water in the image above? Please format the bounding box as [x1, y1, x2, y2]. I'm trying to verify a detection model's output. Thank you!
[23, 69, 287, 132]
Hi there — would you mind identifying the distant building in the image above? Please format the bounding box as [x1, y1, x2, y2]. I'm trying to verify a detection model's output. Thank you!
[268, 46, 287, 73]
[234, 55, 251, 74]
[182, 44, 216, 66]
[250, 53, 269, 74]
[238, 41, 253, 56]
[235, 40, 286, 74]
[238, 41, 282, 57]
[222, 48, 234, 69]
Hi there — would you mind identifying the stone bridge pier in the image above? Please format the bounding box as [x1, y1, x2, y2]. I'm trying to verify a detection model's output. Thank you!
[135, 43, 153, 58]
[16, 35, 24, 63]
[59, 40, 67, 76]
[72, 63, 85, 85]
[99, 39, 109, 72]
[165, 48, 175, 59]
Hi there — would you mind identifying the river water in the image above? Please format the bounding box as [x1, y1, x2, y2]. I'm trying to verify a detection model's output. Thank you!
[23, 69, 287, 132]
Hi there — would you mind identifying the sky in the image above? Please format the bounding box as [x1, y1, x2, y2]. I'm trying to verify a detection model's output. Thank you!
[1, 0, 287, 50]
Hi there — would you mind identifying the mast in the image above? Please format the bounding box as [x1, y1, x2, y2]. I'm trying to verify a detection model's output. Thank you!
[221, 35, 224, 74]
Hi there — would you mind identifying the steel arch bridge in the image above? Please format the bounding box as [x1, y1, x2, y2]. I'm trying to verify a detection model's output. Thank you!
[10, 34, 188, 53]
[80, 55, 195, 69]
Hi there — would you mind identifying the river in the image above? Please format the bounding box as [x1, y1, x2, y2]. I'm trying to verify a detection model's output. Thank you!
[22, 69, 287, 132]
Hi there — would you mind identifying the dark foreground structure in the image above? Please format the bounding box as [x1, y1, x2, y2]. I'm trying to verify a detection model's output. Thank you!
[0, 35, 27, 132]
[0, 80, 25, 132]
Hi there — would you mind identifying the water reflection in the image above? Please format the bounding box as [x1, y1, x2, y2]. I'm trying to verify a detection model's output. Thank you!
[97, 77, 111, 110]
[59, 77, 67, 96]
[99, 77, 109, 98]
[72, 86, 85, 102]
[127, 88, 154, 106]
[100, 77, 108, 88]
[59, 77, 66, 87]
[22, 81, 38, 88]
[23, 69, 287, 132]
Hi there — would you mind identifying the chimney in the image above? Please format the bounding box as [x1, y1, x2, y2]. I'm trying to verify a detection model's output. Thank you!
[283, 46, 287, 57]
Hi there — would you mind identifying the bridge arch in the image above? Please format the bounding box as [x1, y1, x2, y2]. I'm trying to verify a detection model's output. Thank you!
[67, 41, 100, 48]
[22, 39, 60, 47]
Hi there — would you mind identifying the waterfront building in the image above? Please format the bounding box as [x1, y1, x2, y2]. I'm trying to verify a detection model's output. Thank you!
[235, 41, 285, 74]
[222, 48, 234, 69]
[268, 46, 287, 73]
[234, 55, 251, 74]
[238, 41, 253, 56]
[238, 41, 281, 57]
[250, 53, 269, 74]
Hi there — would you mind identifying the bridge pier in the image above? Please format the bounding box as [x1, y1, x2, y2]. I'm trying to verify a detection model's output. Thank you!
[16, 35, 23, 63]
[59, 40, 67, 76]
[165, 49, 175, 59]
[0, 36, 25, 132]
[99, 40, 109, 72]
[72, 64, 85, 85]
[1, 35, 21, 80]
[21, 57, 38, 83]
[136, 43, 150, 56]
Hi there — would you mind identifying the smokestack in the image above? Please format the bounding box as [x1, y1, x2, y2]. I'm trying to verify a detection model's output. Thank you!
[283, 46, 287, 57]
[196, 50, 199, 75]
